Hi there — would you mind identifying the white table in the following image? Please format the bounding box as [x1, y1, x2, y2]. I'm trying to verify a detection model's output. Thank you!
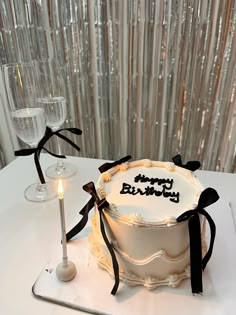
[0, 154, 236, 315]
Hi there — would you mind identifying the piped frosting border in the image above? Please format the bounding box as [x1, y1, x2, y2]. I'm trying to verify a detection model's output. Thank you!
[96, 159, 203, 227]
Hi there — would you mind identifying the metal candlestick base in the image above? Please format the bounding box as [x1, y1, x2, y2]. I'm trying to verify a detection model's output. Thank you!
[56, 261, 77, 282]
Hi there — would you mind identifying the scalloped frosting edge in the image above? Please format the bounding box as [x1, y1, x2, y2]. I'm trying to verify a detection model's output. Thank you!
[89, 232, 191, 289]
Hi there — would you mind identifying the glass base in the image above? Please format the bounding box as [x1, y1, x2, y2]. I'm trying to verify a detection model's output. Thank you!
[46, 162, 77, 179]
[24, 181, 57, 202]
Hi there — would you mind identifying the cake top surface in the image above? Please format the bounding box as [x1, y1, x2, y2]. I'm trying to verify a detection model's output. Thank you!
[96, 159, 203, 225]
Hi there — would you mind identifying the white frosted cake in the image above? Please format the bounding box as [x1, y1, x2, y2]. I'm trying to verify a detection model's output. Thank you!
[89, 159, 207, 289]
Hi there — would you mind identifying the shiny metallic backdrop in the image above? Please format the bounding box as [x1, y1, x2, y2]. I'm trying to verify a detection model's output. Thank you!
[0, 0, 235, 172]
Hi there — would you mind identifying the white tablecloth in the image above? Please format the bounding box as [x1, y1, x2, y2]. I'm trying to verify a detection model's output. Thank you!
[0, 154, 235, 315]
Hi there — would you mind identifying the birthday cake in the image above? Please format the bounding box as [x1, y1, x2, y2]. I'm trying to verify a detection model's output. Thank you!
[66, 155, 218, 294]
[87, 157, 218, 293]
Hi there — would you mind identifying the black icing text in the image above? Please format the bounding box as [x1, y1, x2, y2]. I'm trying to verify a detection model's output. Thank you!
[134, 173, 173, 190]
[120, 174, 180, 203]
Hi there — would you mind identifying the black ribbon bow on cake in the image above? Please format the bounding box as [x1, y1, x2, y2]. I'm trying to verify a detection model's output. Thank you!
[15, 127, 82, 184]
[172, 154, 201, 172]
[66, 155, 132, 295]
[177, 187, 219, 294]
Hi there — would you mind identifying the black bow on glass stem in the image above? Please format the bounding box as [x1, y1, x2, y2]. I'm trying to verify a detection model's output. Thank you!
[98, 155, 132, 173]
[177, 187, 219, 294]
[15, 127, 82, 184]
[172, 154, 201, 172]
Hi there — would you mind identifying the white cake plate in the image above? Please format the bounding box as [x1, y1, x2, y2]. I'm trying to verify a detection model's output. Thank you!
[32, 198, 236, 315]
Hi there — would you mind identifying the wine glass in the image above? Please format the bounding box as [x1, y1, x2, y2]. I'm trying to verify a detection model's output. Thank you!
[34, 59, 77, 179]
[3, 63, 57, 202]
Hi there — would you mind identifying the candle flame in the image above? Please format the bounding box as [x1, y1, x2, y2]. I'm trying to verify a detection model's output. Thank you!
[58, 179, 64, 199]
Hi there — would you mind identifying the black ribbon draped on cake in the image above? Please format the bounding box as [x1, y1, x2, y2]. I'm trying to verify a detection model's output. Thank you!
[84, 182, 120, 295]
[177, 187, 219, 294]
[66, 182, 119, 295]
[15, 127, 82, 184]
[66, 156, 132, 295]
[66, 156, 132, 243]
[173, 155, 219, 293]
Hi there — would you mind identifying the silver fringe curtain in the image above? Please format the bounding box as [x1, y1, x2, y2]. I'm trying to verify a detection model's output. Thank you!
[0, 0, 235, 172]
[0, 145, 5, 169]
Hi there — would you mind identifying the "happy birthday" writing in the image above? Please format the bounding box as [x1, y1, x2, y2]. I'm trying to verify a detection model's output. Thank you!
[120, 173, 180, 203]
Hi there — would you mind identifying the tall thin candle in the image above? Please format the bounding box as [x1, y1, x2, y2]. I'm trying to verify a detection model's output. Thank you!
[58, 179, 68, 265]
[56, 179, 77, 282]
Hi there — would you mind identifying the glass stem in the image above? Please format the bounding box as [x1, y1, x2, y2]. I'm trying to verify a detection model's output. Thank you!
[56, 136, 65, 172]
[31, 143, 47, 191]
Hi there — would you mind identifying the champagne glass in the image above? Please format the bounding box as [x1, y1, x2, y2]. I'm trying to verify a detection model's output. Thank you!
[34, 59, 77, 179]
[3, 63, 57, 202]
